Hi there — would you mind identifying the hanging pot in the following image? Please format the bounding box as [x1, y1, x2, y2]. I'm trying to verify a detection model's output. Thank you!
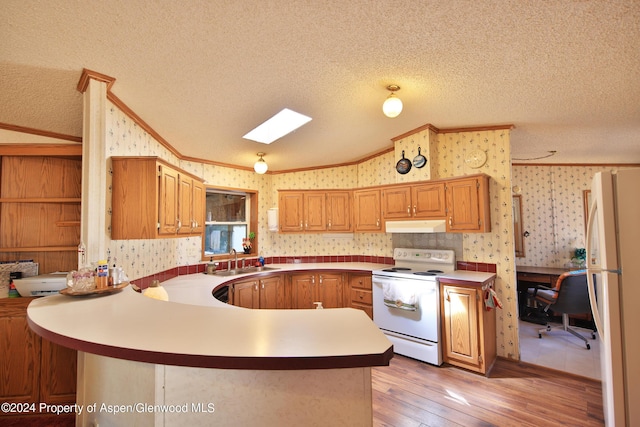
[413, 147, 427, 168]
[396, 150, 412, 174]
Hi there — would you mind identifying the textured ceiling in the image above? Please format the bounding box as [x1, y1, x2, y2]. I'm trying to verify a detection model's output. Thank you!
[1, 0, 639, 171]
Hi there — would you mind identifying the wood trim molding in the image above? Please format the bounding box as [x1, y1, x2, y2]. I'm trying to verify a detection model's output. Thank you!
[76, 68, 116, 93]
[437, 124, 514, 134]
[106, 92, 183, 159]
[0, 143, 82, 156]
[0, 122, 82, 143]
[512, 162, 640, 167]
[391, 123, 440, 142]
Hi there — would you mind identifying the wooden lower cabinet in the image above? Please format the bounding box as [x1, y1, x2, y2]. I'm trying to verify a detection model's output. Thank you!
[0, 298, 76, 412]
[290, 272, 344, 309]
[440, 278, 496, 375]
[347, 273, 373, 319]
[231, 271, 372, 312]
[231, 275, 289, 309]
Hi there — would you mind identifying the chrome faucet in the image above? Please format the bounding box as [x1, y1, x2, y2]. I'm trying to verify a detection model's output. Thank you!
[229, 248, 237, 271]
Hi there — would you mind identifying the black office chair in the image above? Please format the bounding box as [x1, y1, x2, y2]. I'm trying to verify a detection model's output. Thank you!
[530, 270, 596, 349]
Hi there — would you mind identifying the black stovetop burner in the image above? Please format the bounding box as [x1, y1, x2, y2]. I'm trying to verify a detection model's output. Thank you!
[413, 269, 445, 276]
[382, 267, 411, 272]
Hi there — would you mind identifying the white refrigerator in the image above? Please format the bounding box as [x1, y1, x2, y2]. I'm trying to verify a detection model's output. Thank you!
[587, 168, 640, 426]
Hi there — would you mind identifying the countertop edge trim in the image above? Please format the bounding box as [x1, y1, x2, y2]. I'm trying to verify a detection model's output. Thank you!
[27, 316, 394, 370]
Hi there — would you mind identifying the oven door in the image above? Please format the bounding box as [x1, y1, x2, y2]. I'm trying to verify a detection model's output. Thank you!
[372, 275, 440, 343]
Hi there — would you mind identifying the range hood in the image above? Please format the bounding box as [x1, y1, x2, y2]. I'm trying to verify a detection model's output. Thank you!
[385, 219, 447, 233]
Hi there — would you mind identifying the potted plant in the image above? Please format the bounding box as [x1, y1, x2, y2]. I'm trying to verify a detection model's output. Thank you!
[242, 232, 255, 254]
[570, 248, 586, 268]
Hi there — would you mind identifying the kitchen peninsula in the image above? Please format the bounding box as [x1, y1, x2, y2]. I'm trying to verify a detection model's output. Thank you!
[27, 263, 393, 426]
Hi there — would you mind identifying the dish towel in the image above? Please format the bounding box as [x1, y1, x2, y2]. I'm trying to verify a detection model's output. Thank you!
[484, 288, 503, 311]
[382, 283, 418, 311]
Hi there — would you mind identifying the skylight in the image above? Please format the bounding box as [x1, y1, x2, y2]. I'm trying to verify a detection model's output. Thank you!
[243, 108, 312, 144]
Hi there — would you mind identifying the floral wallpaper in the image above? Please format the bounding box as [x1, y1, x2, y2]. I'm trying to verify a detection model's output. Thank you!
[511, 164, 632, 268]
[394, 128, 519, 359]
[102, 98, 521, 358]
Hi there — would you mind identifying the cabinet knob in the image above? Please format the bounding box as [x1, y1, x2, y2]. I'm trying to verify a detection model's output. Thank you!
[407, 206, 410, 215]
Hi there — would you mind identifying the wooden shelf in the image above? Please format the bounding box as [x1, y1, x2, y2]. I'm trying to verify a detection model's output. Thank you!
[0, 246, 77, 253]
[0, 198, 81, 203]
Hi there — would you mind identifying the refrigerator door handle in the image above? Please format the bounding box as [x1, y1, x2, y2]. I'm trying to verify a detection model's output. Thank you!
[586, 201, 605, 340]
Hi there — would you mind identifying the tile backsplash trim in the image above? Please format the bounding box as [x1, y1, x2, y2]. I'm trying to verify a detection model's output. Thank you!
[134, 256, 394, 289]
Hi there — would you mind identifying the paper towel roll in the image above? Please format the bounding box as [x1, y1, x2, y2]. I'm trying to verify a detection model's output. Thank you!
[268, 208, 278, 232]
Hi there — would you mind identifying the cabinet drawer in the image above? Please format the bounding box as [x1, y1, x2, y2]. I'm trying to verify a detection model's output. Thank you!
[352, 303, 373, 319]
[351, 288, 372, 305]
[349, 275, 372, 290]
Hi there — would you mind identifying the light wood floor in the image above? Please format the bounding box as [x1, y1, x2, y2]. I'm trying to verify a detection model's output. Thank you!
[372, 355, 604, 427]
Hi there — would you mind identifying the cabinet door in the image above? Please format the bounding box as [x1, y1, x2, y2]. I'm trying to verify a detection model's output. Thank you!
[304, 192, 327, 232]
[326, 191, 351, 232]
[279, 192, 304, 232]
[158, 165, 179, 235]
[259, 275, 288, 309]
[232, 280, 259, 309]
[111, 158, 159, 239]
[191, 180, 205, 234]
[0, 299, 40, 404]
[382, 187, 412, 219]
[446, 176, 490, 232]
[291, 273, 315, 309]
[40, 339, 77, 404]
[412, 182, 446, 218]
[177, 174, 193, 235]
[353, 189, 382, 232]
[442, 285, 480, 368]
[317, 273, 343, 308]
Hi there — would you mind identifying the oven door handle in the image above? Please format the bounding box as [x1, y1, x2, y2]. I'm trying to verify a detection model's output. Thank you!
[383, 299, 418, 311]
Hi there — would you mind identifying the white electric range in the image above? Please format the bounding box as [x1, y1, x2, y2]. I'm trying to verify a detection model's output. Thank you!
[372, 248, 456, 365]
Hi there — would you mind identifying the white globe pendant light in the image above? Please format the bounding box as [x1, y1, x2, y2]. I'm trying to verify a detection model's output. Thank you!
[382, 84, 403, 118]
[254, 152, 268, 174]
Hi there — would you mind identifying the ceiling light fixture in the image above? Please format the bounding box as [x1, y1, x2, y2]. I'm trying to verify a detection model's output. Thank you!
[243, 108, 312, 144]
[382, 84, 403, 118]
[254, 152, 268, 174]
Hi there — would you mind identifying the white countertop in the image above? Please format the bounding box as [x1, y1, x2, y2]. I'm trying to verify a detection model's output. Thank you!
[27, 263, 393, 370]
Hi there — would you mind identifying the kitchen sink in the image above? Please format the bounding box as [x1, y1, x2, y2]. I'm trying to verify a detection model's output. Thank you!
[215, 266, 280, 277]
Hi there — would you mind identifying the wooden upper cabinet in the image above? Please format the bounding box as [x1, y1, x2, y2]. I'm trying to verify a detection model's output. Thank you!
[275, 174, 490, 235]
[382, 187, 412, 219]
[159, 165, 180, 235]
[326, 191, 351, 232]
[304, 192, 327, 232]
[353, 189, 382, 232]
[191, 180, 205, 234]
[412, 182, 446, 218]
[445, 175, 490, 232]
[111, 157, 205, 239]
[278, 190, 352, 233]
[278, 192, 304, 232]
[382, 182, 446, 219]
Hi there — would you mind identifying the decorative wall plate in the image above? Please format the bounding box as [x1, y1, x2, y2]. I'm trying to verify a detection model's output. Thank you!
[465, 149, 487, 168]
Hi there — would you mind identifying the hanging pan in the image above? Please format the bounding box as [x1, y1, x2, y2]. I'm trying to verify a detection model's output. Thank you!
[396, 150, 412, 174]
[413, 147, 427, 168]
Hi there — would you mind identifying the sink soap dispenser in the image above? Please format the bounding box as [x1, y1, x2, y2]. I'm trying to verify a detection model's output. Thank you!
[143, 280, 169, 301]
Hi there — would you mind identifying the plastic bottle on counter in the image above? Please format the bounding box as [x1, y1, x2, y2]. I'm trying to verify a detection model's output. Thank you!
[96, 260, 109, 289]
[143, 280, 169, 301]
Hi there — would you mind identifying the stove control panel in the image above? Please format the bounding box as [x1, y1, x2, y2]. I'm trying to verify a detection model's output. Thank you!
[393, 248, 456, 265]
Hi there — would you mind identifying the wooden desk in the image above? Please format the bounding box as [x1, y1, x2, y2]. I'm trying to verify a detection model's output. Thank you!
[516, 266, 570, 319]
